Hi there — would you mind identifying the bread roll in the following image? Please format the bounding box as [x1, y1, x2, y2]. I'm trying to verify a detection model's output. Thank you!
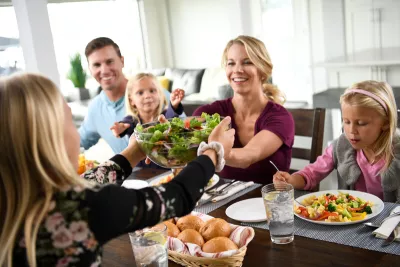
[164, 221, 180, 238]
[202, 237, 238, 253]
[165, 218, 175, 224]
[199, 218, 231, 241]
[176, 215, 205, 232]
[177, 229, 205, 247]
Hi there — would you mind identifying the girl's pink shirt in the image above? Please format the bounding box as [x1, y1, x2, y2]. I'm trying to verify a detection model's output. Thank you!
[296, 145, 384, 200]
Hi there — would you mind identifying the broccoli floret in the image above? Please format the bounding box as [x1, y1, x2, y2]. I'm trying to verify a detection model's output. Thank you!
[364, 206, 373, 214]
[336, 198, 344, 204]
[327, 203, 336, 212]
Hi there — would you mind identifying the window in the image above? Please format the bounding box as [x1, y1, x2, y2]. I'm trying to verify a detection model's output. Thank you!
[260, 0, 312, 104]
[0, 6, 24, 76]
[47, 0, 145, 95]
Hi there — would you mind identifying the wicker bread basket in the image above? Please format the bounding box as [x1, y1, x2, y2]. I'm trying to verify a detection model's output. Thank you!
[168, 247, 247, 267]
[166, 212, 254, 267]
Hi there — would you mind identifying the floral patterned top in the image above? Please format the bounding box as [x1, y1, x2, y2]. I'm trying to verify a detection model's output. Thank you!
[13, 154, 214, 267]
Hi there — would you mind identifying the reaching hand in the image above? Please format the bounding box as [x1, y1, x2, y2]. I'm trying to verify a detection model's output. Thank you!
[120, 132, 146, 167]
[145, 114, 169, 165]
[170, 88, 185, 109]
[273, 171, 291, 184]
[208, 116, 235, 159]
[110, 122, 130, 138]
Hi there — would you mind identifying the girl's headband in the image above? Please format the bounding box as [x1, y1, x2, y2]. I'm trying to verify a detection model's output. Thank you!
[343, 89, 388, 113]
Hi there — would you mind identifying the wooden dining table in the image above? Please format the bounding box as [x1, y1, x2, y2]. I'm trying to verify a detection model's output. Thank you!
[103, 168, 399, 267]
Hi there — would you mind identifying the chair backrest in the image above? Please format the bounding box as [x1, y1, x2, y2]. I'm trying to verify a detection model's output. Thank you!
[287, 108, 326, 173]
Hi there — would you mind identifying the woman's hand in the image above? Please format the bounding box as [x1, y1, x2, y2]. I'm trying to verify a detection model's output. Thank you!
[145, 115, 168, 164]
[170, 88, 185, 109]
[110, 122, 130, 137]
[208, 116, 235, 158]
[120, 133, 146, 167]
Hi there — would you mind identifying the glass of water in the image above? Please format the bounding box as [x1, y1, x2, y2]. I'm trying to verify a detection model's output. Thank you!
[261, 183, 294, 244]
[129, 224, 168, 267]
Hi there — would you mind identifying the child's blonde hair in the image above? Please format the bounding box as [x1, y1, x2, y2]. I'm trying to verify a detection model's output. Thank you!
[0, 73, 88, 267]
[340, 80, 398, 171]
[221, 35, 286, 105]
[125, 73, 167, 122]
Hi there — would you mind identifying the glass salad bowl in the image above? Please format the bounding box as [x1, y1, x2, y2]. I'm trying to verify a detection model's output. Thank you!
[134, 113, 224, 169]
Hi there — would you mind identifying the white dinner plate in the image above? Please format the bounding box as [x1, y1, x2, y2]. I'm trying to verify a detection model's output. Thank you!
[295, 190, 384, 225]
[225, 198, 267, 223]
[150, 173, 219, 190]
[121, 180, 149, 189]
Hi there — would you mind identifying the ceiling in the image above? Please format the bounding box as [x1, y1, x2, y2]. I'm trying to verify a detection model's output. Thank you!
[0, 0, 110, 7]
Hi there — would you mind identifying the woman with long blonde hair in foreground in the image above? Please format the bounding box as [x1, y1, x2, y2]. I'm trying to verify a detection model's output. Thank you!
[0, 73, 234, 266]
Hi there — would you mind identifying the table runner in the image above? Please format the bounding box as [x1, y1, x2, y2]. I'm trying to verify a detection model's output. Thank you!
[242, 195, 400, 256]
[144, 172, 262, 214]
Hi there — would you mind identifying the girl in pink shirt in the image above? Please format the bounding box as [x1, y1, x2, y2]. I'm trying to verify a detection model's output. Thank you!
[274, 80, 400, 202]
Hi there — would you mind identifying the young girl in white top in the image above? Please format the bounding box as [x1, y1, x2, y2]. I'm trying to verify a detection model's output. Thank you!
[274, 80, 400, 202]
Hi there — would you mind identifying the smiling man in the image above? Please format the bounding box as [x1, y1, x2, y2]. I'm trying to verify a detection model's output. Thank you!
[78, 37, 129, 153]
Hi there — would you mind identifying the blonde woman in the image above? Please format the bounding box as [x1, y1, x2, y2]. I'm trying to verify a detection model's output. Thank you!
[274, 81, 400, 202]
[194, 35, 295, 184]
[0, 73, 234, 266]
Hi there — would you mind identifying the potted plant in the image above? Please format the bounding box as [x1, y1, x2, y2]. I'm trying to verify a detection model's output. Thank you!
[67, 53, 90, 100]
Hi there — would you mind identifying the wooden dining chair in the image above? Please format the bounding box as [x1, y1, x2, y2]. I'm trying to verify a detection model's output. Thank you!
[287, 108, 326, 174]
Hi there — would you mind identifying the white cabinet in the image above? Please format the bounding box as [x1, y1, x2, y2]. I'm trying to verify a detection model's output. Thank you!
[345, 0, 400, 53]
[314, 0, 400, 88]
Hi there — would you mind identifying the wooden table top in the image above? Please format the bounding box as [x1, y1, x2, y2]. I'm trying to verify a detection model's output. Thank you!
[103, 168, 399, 267]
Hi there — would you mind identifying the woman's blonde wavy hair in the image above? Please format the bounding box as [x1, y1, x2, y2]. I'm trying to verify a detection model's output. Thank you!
[0, 73, 88, 267]
[221, 35, 286, 105]
[340, 80, 398, 171]
[125, 73, 167, 122]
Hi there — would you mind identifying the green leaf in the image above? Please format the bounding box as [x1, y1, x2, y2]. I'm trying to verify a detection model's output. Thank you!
[67, 52, 87, 88]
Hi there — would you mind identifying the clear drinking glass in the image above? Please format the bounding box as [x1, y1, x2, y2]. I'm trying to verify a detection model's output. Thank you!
[129, 224, 168, 267]
[261, 183, 294, 244]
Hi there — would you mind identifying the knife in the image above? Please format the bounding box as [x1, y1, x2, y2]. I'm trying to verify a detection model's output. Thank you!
[382, 228, 396, 247]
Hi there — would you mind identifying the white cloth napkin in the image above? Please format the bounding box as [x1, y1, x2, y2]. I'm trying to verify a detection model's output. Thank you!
[373, 206, 400, 241]
[211, 182, 254, 202]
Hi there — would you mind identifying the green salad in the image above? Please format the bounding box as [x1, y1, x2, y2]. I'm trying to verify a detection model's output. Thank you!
[134, 113, 222, 168]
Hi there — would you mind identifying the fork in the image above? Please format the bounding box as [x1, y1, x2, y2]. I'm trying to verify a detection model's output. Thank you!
[205, 180, 237, 195]
[206, 181, 242, 196]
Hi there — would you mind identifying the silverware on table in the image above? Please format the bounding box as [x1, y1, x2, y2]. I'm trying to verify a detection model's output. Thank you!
[205, 180, 236, 194]
[198, 181, 245, 206]
[363, 211, 400, 228]
[382, 229, 396, 246]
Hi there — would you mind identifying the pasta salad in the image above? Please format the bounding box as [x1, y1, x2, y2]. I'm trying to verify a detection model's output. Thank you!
[295, 192, 373, 222]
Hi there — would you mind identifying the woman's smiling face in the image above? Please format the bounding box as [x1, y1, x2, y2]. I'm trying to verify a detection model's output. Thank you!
[225, 43, 263, 95]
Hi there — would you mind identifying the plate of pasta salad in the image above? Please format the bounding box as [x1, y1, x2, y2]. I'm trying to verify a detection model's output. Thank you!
[294, 190, 384, 225]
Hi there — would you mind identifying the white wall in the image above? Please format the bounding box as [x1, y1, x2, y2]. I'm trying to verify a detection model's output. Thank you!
[144, 0, 263, 69]
[167, 0, 236, 68]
